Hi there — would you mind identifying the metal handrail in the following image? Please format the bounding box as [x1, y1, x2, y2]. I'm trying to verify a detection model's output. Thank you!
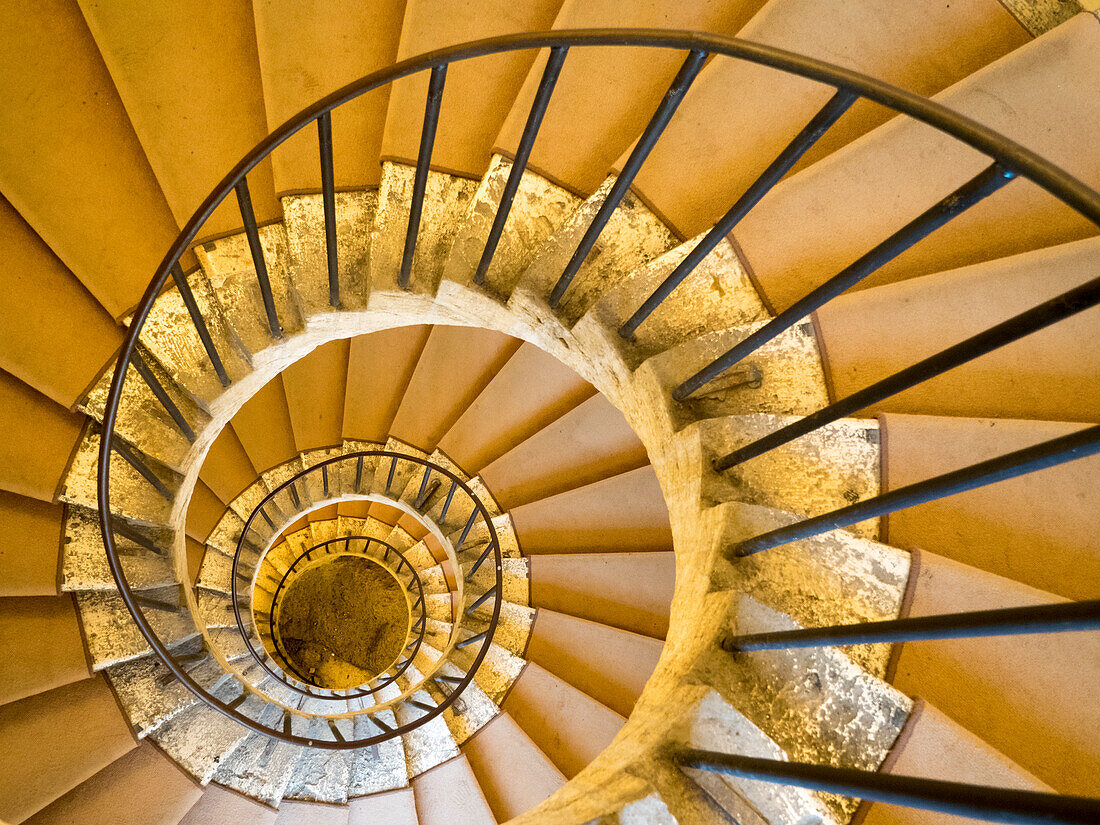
[261, 536, 429, 698]
[95, 29, 1100, 809]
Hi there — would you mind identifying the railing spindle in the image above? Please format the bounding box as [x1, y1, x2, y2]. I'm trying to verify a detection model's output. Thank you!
[722, 600, 1100, 651]
[549, 48, 708, 309]
[235, 176, 283, 338]
[399, 64, 447, 290]
[675, 749, 1100, 824]
[317, 111, 341, 308]
[474, 46, 568, 286]
[169, 263, 230, 387]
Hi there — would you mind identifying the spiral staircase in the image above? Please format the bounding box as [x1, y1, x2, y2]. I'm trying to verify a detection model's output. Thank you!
[1, 1, 1099, 824]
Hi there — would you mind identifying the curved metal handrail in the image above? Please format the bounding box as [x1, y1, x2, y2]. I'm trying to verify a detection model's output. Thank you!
[261, 536, 429, 698]
[97, 27, 1100, 783]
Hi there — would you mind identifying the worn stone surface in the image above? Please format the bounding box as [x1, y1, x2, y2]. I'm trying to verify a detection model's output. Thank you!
[372, 438, 429, 499]
[696, 597, 911, 822]
[77, 589, 197, 669]
[61, 426, 179, 527]
[635, 322, 829, 432]
[694, 415, 881, 541]
[136, 266, 251, 405]
[198, 587, 238, 630]
[282, 719, 353, 803]
[151, 700, 251, 784]
[713, 501, 909, 677]
[348, 707, 409, 796]
[684, 690, 835, 825]
[618, 793, 679, 825]
[514, 177, 677, 327]
[81, 346, 209, 471]
[395, 665, 461, 776]
[999, 0, 1083, 36]
[465, 555, 530, 605]
[282, 191, 376, 316]
[195, 224, 303, 355]
[469, 600, 535, 658]
[591, 236, 768, 369]
[62, 505, 175, 591]
[300, 446, 345, 504]
[442, 155, 582, 298]
[339, 439, 384, 493]
[372, 162, 479, 295]
[212, 730, 301, 806]
[105, 643, 222, 736]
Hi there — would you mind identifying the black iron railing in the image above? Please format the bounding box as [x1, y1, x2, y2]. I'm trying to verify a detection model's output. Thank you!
[96, 29, 1099, 817]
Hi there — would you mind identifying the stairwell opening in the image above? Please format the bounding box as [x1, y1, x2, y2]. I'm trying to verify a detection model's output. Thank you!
[272, 554, 412, 690]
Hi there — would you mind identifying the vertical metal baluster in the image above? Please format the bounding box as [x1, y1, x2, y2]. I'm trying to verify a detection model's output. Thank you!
[235, 176, 283, 339]
[414, 467, 432, 509]
[169, 263, 230, 386]
[354, 455, 364, 492]
[399, 64, 447, 291]
[318, 111, 341, 308]
[111, 439, 172, 500]
[385, 456, 398, 494]
[439, 481, 457, 522]
[131, 348, 196, 442]
[474, 46, 568, 286]
[549, 49, 708, 309]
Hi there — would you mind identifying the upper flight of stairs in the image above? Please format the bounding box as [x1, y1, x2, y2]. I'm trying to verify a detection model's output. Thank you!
[0, 0, 1098, 824]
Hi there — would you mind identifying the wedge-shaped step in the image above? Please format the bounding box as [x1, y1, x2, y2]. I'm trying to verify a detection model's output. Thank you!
[442, 155, 581, 298]
[855, 699, 1052, 825]
[76, 589, 197, 670]
[713, 500, 909, 676]
[512, 176, 676, 326]
[410, 753, 495, 825]
[687, 414, 880, 541]
[461, 710, 567, 823]
[509, 465, 672, 555]
[195, 225, 303, 355]
[281, 720, 354, 804]
[175, 783, 277, 825]
[137, 266, 251, 405]
[525, 609, 662, 718]
[395, 664, 461, 777]
[61, 506, 174, 592]
[149, 693, 253, 785]
[634, 321, 828, 433]
[501, 661, 626, 779]
[22, 741, 203, 825]
[480, 392, 649, 510]
[371, 162, 478, 295]
[682, 689, 837, 825]
[0, 677, 136, 824]
[710, 595, 911, 822]
[80, 345, 209, 471]
[529, 551, 674, 640]
[585, 234, 768, 369]
[105, 642, 224, 736]
[212, 728, 301, 807]
[282, 192, 375, 316]
[61, 427, 181, 528]
[891, 549, 1099, 796]
[347, 699, 408, 798]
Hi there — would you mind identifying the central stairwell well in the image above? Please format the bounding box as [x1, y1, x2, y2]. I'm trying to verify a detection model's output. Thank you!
[0, 2, 1099, 825]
